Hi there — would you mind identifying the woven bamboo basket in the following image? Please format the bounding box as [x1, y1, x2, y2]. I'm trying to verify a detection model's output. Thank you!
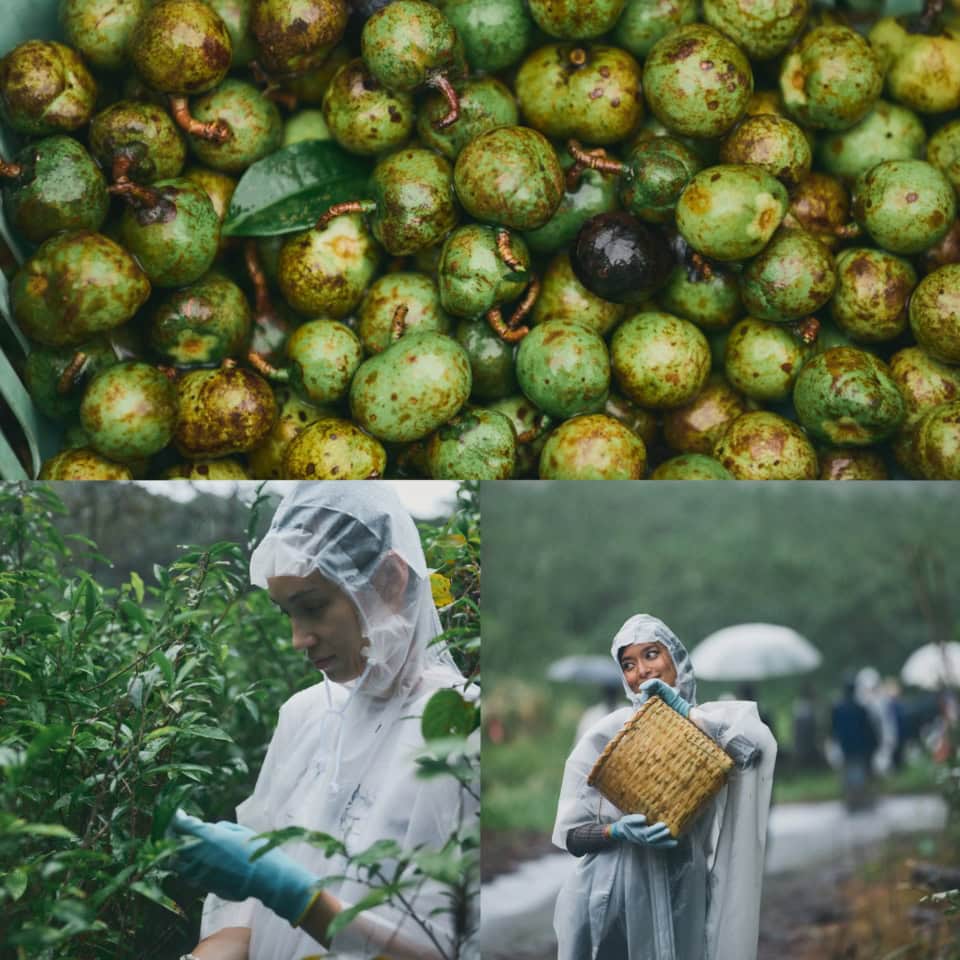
[587, 696, 734, 837]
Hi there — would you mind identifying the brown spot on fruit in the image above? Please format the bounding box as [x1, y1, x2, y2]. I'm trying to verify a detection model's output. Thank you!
[707, 100, 719, 111]
[667, 38, 701, 62]
[906, 192, 919, 203]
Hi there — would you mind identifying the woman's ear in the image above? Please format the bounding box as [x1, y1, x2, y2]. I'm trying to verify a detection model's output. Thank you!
[371, 551, 409, 609]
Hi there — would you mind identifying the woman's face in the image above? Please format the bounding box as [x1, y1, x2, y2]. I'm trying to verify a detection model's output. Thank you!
[267, 571, 367, 683]
[618, 641, 678, 694]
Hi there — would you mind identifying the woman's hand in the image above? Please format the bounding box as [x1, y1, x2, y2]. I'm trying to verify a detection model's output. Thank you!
[608, 814, 678, 848]
[171, 811, 323, 927]
[640, 678, 691, 718]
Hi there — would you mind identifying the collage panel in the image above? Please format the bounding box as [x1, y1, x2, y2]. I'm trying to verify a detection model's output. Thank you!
[0, 480, 479, 959]
[481, 480, 960, 960]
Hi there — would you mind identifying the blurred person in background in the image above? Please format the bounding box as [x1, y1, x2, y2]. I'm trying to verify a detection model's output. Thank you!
[831, 674, 879, 810]
[552, 615, 776, 960]
[792, 681, 825, 771]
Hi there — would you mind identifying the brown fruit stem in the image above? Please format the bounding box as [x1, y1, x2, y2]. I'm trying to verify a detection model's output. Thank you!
[170, 96, 232, 144]
[244, 240, 274, 319]
[569, 48, 587, 67]
[0, 159, 23, 179]
[515, 427, 538, 445]
[790, 317, 820, 345]
[57, 352, 88, 395]
[486, 274, 540, 344]
[833, 222, 862, 239]
[108, 176, 164, 210]
[221, 357, 237, 370]
[247, 349, 290, 382]
[391, 303, 409, 341]
[565, 142, 622, 191]
[427, 72, 460, 129]
[689, 252, 714, 282]
[250, 60, 298, 111]
[315, 200, 376, 230]
[495, 229, 525, 272]
[111, 154, 135, 183]
[156, 365, 178, 382]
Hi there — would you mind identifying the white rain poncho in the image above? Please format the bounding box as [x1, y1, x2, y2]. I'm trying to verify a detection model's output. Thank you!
[200, 483, 475, 960]
[552, 615, 776, 960]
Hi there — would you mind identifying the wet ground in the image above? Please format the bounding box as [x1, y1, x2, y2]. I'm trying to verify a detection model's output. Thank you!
[481, 794, 952, 960]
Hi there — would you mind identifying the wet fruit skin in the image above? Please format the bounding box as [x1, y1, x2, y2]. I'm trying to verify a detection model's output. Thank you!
[438, 224, 530, 318]
[148, 272, 252, 367]
[676, 164, 788, 261]
[80, 361, 178, 462]
[740, 227, 836, 322]
[658, 260, 741, 331]
[443, 0, 532, 73]
[910, 264, 960, 364]
[914, 402, 960, 480]
[818, 447, 888, 481]
[610, 310, 711, 409]
[2, 136, 109, 245]
[793, 346, 906, 446]
[889, 346, 960, 430]
[516, 44, 644, 146]
[12, 230, 151, 348]
[614, 0, 698, 60]
[60, 0, 146, 72]
[418, 77, 519, 160]
[456, 320, 518, 400]
[175, 365, 277, 458]
[642, 24, 754, 139]
[927, 120, 960, 197]
[277, 213, 380, 318]
[853, 160, 956, 257]
[283, 417, 387, 479]
[368, 149, 459, 256]
[286, 319, 363, 404]
[515, 319, 611, 420]
[651, 452, 733, 479]
[538, 413, 647, 479]
[322, 59, 415, 157]
[252, 0, 349, 77]
[0, 40, 97, 135]
[703, 0, 808, 61]
[724, 317, 807, 403]
[349, 331, 472, 443]
[780, 25, 881, 131]
[831, 248, 916, 344]
[719, 113, 811, 189]
[361, 0, 460, 93]
[571, 212, 674, 304]
[186, 79, 284, 173]
[619, 137, 702, 222]
[486, 394, 553, 477]
[454, 126, 565, 231]
[38, 447, 134, 480]
[662, 373, 750, 454]
[817, 100, 926, 183]
[533, 251, 625, 336]
[426, 407, 517, 479]
[119, 178, 221, 287]
[358, 272, 451, 355]
[129, 0, 233, 95]
[89, 101, 188, 183]
[714, 410, 819, 480]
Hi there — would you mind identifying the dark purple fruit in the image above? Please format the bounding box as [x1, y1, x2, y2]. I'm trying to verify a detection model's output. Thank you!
[571, 211, 674, 304]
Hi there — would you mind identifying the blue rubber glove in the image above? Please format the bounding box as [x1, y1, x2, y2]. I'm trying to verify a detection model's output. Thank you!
[609, 814, 678, 848]
[640, 678, 691, 718]
[170, 810, 321, 926]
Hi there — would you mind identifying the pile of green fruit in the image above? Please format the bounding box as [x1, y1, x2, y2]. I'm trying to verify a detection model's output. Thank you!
[2, 0, 960, 479]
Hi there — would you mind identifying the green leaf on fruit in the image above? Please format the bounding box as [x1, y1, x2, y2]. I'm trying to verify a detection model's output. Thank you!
[222, 141, 373, 238]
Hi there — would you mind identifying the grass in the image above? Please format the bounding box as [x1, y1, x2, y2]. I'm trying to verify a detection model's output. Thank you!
[772, 755, 942, 804]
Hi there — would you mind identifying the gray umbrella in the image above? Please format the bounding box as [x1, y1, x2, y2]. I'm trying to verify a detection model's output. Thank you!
[547, 655, 623, 687]
[691, 623, 822, 680]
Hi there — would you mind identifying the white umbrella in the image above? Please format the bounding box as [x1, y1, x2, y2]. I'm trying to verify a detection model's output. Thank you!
[900, 642, 960, 690]
[547, 655, 622, 687]
[691, 623, 822, 680]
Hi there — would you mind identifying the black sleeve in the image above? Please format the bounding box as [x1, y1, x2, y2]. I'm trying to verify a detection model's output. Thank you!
[566, 823, 617, 857]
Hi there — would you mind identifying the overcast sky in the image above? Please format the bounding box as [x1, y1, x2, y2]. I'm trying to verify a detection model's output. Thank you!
[134, 480, 460, 520]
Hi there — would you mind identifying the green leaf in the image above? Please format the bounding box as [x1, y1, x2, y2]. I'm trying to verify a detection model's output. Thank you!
[421, 689, 474, 740]
[5, 867, 27, 901]
[325, 886, 393, 940]
[151, 649, 174, 687]
[144, 725, 178, 742]
[183, 724, 233, 743]
[130, 880, 185, 916]
[222, 141, 373, 238]
[130, 571, 144, 604]
[353, 839, 402, 867]
[12, 822, 76, 839]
